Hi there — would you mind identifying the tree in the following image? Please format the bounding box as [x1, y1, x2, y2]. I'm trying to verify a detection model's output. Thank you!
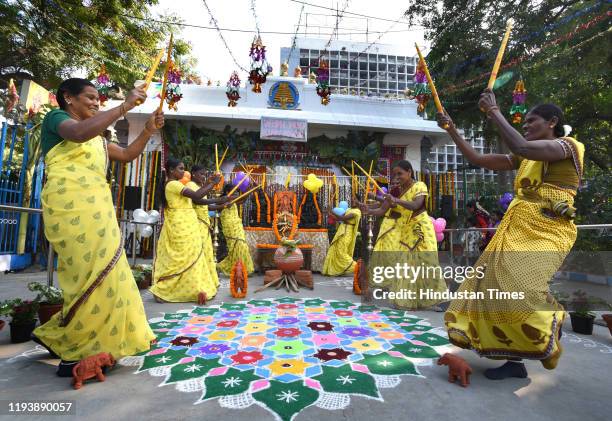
[0, 0, 199, 89]
[405, 0, 611, 172]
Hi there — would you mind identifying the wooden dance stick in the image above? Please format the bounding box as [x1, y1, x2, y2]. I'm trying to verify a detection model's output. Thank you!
[135, 49, 164, 105]
[218, 146, 229, 168]
[158, 33, 174, 112]
[352, 161, 385, 194]
[487, 18, 515, 90]
[228, 184, 261, 205]
[415, 44, 443, 114]
[215, 144, 219, 172]
[341, 167, 366, 191]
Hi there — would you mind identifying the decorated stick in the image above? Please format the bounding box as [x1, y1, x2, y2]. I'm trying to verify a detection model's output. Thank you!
[365, 160, 374, 199]
[332, 174, 338, 206]
[229, 184, 261, 205]
[285, 173, 291, 188]
[414, 43, 448, 129]
[341, 167, 366, 191]
[353, 161, 385, 194]
[136, 49, 164, 105]
[226, 168, 254, 197]
[218, 146, 229, 168]
[487, 18, 515, 90]
[158, 33, 174, 112]
[215, 144, 219, 172]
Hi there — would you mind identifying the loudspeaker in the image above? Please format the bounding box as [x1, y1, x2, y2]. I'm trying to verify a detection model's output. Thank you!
[123, 186, 142, 211]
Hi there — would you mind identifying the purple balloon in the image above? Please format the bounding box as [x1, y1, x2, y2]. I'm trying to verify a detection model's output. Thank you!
[376, 186, 388, 198]
[499, 192, 513, 210]
[233, 171, 246, 186]
[238, 178, 251, 193]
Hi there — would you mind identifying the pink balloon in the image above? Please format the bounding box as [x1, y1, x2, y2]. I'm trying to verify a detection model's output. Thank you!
[436, 231, 444, 242]
[434, 217, 447, 232]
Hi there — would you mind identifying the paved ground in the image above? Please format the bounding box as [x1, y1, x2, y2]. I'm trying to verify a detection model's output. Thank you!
[1, 267, 611, 421]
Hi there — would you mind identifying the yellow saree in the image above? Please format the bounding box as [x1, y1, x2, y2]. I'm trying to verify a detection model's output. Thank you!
[322, 208, 362, 276]
[445, 137, 584, 368]
[186, 181, 219, 289]
[370, 188, 412, 289]
[151, 181, 217, 302]
[34, 136, 154, 361]
[217, 203, 254, 276]
[393, 182, 446, 309]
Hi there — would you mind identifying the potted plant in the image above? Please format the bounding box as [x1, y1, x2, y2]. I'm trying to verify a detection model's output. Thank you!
[601, 304, 612, 337]
[568, 290, 597, 335]
[0, 299, 39, 343]
[132, 264, 153, 290]
[28, 282, 63, 325]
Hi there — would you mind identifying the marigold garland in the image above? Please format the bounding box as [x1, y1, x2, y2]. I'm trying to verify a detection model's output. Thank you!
[229, 260, 248, 298]
[297, 191, 322, 225]
[353, 259, 363, 295]
[255, 190, 261, 223]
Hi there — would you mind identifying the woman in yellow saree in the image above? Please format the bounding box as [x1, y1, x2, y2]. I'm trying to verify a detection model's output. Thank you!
[437, 92, 584, 380]
[151, 159, 219, 304]
[362, 161, 445, 309]
[390, 161, 446, 310]
[33, 78, 160, 376]
[186, 165, 229, 289]
[217, 183, 254, 276]
[322, 205, 361, 276]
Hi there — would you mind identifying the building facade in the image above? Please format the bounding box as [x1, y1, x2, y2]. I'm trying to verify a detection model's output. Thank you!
[280, 37, 417, 97]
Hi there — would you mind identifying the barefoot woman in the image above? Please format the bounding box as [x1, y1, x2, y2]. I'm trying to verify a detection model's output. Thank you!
[439, 91, 583, 379]
[34, 79, 162, 376]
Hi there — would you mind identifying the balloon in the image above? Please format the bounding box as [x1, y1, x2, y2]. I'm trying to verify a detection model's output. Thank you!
[145, 215, 158, 224]
[304, 176, 323, 194]
[140, 225, 153, 238]
[148, 210, 160, 222]
[332, 207, 346, 216]
[127, 223, 136, 233]
[238, 177, 251, 193]
[499, 192, 513, 210]
[436, 231, 444, 242]
[434, 218, 447, 232]
[180, 171, 191, 185]
[233, 171, 246, 186]
[430, 216, 435, 223]
[339, 201, 349, 210]
[208, 210, 218, 218]
[133, 209, 147, 222]
[376, 186, 388, 198]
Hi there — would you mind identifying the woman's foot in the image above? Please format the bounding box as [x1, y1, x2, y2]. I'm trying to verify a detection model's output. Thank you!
[57, 360, 78, 377]
[31, 334, 60, 359]
[197, 292, 207, 305]
[484, 361, 528, 380]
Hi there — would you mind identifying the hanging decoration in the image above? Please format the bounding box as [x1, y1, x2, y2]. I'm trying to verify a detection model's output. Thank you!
[413, 59, 430, 113]
[226, 71, 241, 107]
[162, 62, 183, 111]
[509, 80, 527, 124]
[248, 36, 270, 93]
[93, 64, 114, 106]
[316, 59, 331, 105]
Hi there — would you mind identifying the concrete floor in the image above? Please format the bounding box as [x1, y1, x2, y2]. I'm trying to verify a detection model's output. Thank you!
[1, 267, 611, 421]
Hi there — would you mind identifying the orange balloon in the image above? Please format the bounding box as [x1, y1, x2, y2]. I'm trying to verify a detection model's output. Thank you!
[180, 171, 191, 185]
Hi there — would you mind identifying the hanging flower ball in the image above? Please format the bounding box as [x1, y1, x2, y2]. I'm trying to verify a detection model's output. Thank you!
[413, 59, 431, 113]
[316, 59, 331, 106]
[226, 71, 241, 107]
[248, 35, 270, 93]
[509, 80, 527, 124]
[93, 64, 114, 106]
[163, 62, 183, 111]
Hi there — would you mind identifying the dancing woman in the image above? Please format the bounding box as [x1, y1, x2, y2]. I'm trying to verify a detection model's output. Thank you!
[33, 78, 161, 376]
[322, 203, 362, 276]
[438, 91, 584, 379]
[217, 183, 255, 276]
[151, 158, 218, 304]
[186, 165, 227, 289]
